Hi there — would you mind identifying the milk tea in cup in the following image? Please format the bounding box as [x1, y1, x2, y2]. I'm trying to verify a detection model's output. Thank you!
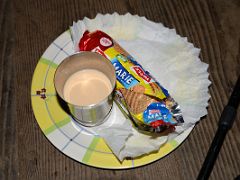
[54, 52, 116, 126]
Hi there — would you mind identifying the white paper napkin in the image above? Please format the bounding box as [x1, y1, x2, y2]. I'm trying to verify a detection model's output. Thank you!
[70, 13, 211, 161]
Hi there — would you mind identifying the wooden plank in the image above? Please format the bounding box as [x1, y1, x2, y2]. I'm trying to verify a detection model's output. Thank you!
[0, 0, 18, 179]
[7, 0, 240, 179]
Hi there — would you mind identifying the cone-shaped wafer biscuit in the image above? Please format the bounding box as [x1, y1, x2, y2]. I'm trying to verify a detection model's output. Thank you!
[129, 84, 145, 93]
[119, 88, 158, 114]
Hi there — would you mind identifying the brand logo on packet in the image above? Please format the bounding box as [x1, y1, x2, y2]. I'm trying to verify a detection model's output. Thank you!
[100, 37, 112, 47]
[143, 103, 176, 125]
[132, 66, 151, 82]
[149, 109, 160, 114]
[112, 58, 139, 89]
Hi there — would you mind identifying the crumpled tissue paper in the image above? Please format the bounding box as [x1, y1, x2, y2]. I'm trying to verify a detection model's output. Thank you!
[70, 13, 211, 161]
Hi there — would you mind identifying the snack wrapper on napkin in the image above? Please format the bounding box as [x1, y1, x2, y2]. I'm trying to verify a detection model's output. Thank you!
[70, 13, 211, 161]
[78, 29, 184, 133]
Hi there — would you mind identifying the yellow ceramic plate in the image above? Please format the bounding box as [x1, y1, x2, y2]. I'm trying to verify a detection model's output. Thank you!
[31, 30, 193, 169]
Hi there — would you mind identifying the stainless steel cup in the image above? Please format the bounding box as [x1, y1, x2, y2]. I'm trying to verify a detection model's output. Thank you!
[54, 52, 116, 126]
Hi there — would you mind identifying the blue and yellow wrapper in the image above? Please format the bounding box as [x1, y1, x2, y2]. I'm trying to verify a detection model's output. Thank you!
[79, 30, 184, 133]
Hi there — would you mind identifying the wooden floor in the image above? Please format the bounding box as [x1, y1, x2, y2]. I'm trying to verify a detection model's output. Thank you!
[0, 0, 239, 179]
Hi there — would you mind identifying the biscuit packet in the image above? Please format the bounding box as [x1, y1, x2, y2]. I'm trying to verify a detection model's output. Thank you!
[79, 30, 184, 133]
